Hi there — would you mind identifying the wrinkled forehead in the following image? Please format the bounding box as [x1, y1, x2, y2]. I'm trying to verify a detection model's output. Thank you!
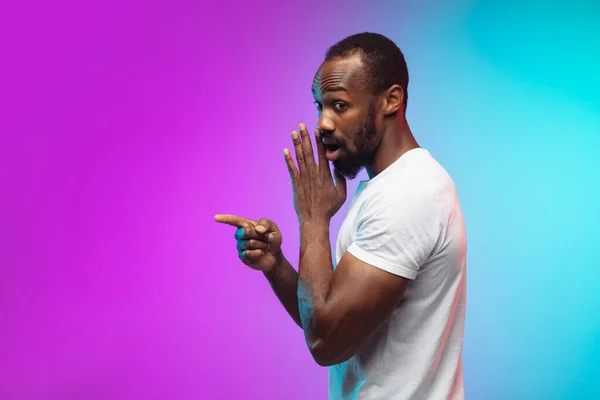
[311, 56, 367, 96]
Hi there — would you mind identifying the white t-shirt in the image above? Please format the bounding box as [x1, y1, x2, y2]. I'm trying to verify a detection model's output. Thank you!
[329, 148, 467, 400]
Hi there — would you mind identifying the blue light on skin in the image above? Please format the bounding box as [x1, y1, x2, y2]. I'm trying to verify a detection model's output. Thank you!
[297, 279, 366, 399]
[297, 279, 318, 348]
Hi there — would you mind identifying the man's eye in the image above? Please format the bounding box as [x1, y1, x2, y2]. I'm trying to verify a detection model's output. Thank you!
[334, 102, 347, 111]
[314, 101, 323, 111]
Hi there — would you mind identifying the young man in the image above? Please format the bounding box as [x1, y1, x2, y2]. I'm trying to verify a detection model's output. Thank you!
[215, 32, 467, 400]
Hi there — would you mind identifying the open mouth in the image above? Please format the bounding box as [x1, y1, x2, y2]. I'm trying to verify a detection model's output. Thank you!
[321, 136, 343, 160]
[321, 136, 341, 152]
[324, 143, 342, 161]
[324, 143, 341, 152]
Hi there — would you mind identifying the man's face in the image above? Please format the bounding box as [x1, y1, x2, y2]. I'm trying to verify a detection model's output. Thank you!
[312, 54, 381, 179]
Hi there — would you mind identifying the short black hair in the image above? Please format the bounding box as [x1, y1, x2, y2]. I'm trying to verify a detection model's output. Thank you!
[325, 32, 409, 110]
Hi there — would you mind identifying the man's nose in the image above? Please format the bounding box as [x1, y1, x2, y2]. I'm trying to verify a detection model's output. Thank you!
[317, 117, 335, 136]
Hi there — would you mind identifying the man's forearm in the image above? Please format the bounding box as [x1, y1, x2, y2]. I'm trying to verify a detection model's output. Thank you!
[264, 254, 302, 328]
[297, 221, 335, 342]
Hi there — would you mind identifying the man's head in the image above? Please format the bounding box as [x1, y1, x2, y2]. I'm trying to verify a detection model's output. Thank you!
[312, 32, 409, 179]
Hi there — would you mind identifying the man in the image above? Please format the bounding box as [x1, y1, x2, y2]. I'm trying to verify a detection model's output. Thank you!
[215, 32, 466, 400]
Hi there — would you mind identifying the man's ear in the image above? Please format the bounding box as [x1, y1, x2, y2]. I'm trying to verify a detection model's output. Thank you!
[382, 84, 404, 116]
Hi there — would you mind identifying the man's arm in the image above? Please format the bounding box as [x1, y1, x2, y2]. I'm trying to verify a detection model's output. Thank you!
[263, 254, 302, 328]
[282, 124, 437, 366]
[297, 221, 409, 366]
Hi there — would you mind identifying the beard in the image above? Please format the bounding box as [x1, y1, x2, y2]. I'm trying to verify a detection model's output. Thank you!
[333, 103, 379, 180]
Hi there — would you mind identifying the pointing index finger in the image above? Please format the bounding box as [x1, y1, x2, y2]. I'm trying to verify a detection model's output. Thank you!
[214, 214, 255, 227]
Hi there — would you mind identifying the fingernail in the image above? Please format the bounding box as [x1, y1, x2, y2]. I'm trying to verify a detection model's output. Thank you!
[267, 233, 273, 242]
[298, 123, 305, 131]
[291, 131, 298, 139]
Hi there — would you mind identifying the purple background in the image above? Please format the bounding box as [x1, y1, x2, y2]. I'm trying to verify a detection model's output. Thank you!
[2, 1, 599, 399]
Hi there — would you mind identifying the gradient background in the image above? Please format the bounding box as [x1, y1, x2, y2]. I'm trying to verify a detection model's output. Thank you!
[1, 0, 599, 399]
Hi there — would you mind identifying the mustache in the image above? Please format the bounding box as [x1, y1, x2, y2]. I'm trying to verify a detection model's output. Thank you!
[320, 133, 346, 147]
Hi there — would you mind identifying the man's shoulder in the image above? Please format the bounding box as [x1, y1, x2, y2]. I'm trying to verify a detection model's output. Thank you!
[367, 172, 451, 209]
[359, 153, 458, 221]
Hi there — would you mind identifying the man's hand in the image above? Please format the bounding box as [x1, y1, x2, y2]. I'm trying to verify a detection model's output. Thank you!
[284, 123, 347, 225]
[214, 214, 283, 272]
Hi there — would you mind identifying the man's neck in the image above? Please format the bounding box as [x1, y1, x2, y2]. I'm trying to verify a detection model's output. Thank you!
[366, 121, 418, 179]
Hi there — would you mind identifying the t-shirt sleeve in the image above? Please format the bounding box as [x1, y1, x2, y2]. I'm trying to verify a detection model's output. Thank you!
[346, 189, 442, 280]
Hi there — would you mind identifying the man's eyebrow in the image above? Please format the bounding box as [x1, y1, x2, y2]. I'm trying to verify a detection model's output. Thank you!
[312, 85, 348, 95]
[324, 86, 347, 93]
